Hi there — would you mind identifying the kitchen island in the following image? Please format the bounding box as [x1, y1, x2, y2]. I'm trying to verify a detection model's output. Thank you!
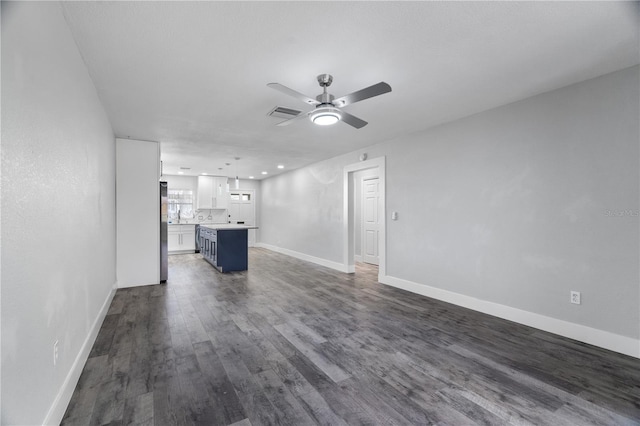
[199, 224, 258, 272]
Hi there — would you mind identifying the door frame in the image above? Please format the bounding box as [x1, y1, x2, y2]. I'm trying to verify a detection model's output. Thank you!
[343, 156, 386, 278]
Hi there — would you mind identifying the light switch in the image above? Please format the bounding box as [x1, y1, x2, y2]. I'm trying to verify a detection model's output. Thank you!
[392, 211, 398, 220]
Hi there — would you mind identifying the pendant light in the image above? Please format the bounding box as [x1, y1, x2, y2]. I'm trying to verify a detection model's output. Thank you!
[224, 163, 231, 193]
[234, 157, 240, 189]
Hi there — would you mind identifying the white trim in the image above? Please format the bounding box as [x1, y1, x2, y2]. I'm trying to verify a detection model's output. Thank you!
[379, 273, 640, 359]
[354, 254, 363, 263]
[43, 282, 118, 425]
[118, 281, 160, 289]
[256, 243, 350, 273]
[343, 156, 386, 279]
[168, 250, 197, 255]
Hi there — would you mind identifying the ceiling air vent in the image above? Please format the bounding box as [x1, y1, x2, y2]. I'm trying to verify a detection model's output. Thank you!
[267, 106, 301, 119]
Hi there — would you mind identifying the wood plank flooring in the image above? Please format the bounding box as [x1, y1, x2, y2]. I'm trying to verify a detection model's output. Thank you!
[62, 248, 640, 425]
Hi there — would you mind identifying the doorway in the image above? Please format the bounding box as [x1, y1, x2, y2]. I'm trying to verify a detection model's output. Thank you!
[228, 189, 256, 247]
[362, 176, 380, 265]
[343, 156, 386, 279]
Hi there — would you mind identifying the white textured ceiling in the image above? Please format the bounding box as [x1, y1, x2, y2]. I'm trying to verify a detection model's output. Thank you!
[61, 1, 639, 179]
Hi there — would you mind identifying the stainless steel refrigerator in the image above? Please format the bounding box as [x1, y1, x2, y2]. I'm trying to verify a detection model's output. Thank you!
[160, 181, 168, 282]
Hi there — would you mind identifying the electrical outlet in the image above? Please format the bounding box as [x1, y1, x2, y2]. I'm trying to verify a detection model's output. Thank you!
[570, 291, 581, 305]
[53, 340, 59, 366]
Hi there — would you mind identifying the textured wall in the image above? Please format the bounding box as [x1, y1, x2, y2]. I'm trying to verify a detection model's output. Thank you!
[260, 66, 639, 341]
[1, 2, 116, 424]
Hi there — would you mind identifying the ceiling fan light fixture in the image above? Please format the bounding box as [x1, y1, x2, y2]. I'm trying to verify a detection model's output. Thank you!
[310, 106, 341, 126]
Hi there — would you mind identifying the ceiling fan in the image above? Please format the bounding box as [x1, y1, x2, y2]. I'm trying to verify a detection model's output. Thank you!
[267, 74, 392, 129]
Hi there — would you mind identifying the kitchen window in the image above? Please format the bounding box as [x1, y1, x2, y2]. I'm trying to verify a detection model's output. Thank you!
[168, 189, 194, 220]
[230, 193, 250, 201]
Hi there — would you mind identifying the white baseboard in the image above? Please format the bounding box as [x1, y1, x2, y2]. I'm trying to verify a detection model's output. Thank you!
[354, 254, 363, 263]
[118, 281, 162, 289]
[256, 243, 350, 273]
[379, 274, 639, 359]
[43, 282, 118, 425]
[168, 250, 196, 255]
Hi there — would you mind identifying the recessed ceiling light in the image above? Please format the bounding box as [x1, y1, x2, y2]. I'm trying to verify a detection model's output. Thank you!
[202, 172, 208, 175]
[277, 165, 284, 169]
[178, 171, 184, 175]
[261, 171, 268, 175]
[249, 176, 254, 179]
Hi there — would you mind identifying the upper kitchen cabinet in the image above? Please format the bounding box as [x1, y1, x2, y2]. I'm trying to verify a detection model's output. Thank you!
[197, 176, 228, 209]
[197, 176, 214, 209]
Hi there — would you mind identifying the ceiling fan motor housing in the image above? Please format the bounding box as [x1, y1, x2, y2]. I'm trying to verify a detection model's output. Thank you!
[316, 74, 336, 104]
[316, 93, 335, 103]
[317, 73, 333, 87]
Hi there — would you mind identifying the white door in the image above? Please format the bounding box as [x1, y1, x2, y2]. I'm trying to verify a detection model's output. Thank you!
[228, 190, 256, 247]
[362, 177, 380, 265]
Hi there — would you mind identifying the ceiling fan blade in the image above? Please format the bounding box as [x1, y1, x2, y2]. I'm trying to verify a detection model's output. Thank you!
[332, 82, 392, 108]
[340, 111, 368, 129]
[275, 110, 310, 127]
[267, 83, 320, 106]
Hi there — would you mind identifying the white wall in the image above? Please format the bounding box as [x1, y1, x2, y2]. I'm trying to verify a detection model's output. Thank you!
[1, 2, 117, 424]
[260, 66, 640, 356]
[261, 163, 345, 263]
[116, 138, 160, 287]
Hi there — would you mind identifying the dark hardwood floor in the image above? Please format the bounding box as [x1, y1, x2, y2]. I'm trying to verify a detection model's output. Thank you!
[62, 248, 640, 425]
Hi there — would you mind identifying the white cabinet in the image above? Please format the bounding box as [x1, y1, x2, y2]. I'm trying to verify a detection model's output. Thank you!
[197, 176, 228, 209]
[182, 226, 196, 250]
[168, 230, 181, 252]
[197, 176, 215, 209]
[168, 225, 196, 253]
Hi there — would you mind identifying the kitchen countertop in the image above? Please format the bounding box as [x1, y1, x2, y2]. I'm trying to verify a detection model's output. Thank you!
[168, 222, 224, 226]
[200, 224, 258, 230]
